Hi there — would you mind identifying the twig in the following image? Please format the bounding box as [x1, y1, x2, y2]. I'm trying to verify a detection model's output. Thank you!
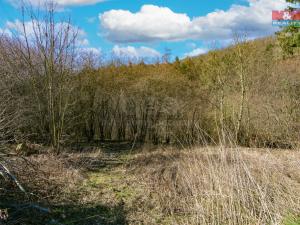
[0, 163, 26, 193]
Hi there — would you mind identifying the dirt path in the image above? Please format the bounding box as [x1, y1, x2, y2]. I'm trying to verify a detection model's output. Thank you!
[51, 144, 140, 225]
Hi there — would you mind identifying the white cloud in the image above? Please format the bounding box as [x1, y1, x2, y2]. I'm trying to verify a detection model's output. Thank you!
[100, 5, 192, 43]
[79, 47, 102, 56]
[8, 0, 105, 7]
[100, 0, 287, 43]
[0, 28, 12, 37]
[184, 48, 208, 58]
[6, 20, 35, 36]
[112, 45, 161, 61]
[5, 19, 88, 46]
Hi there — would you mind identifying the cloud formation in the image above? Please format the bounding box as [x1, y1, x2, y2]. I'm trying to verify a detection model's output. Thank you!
[5, 19, 102, 61]
[112, 45, 161, 62]
[5, 19, 89, 47]
[184, 48, 208, 58]
[0, 28, 12, 37]
[100, 0, 287, 43]
[79, 47, 102, 56]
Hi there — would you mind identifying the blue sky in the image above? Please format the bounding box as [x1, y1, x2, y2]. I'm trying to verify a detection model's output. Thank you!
[0, 0, 289, 61]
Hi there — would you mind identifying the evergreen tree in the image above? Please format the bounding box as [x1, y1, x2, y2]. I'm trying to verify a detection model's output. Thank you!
[277, 0, 300, 56]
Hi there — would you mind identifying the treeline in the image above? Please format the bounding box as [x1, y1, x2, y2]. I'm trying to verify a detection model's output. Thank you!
[0, 7, 299, 152]
[70, 39, 300, 148]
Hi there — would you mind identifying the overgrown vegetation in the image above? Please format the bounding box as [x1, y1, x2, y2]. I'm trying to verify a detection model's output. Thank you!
[1, 31, 300, 149]
[1, 147, 300, 224]
[0, 5, 299, 150]
[133, 147, 300, 225]
[0, 2, 300, 224]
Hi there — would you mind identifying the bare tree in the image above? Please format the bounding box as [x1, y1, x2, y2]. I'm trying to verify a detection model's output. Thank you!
[233, 34, 250, 143]
[0, 93, 15, 154]
[1, 2, 79, 152]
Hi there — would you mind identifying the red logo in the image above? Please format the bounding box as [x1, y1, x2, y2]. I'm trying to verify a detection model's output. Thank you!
[272, 10, 300, 21]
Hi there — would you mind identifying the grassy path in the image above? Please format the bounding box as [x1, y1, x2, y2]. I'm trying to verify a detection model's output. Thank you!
[51, 144, 140, 225]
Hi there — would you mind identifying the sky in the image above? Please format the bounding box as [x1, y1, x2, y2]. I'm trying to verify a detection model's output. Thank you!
[0, 0, 291, 62]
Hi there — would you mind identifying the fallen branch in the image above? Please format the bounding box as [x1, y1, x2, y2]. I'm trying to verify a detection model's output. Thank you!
[0, 163, 26, 193]
[10, 204, 51, 214]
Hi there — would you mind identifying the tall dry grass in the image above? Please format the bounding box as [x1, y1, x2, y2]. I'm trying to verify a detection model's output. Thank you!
[133, 147, 300, 224]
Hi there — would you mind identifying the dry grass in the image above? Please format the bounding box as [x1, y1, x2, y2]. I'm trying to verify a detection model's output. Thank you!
[4, 154, 83, 199]
[0, 149, 132, 224]
[2, 147, 300, 224]
[132, 147, 300, 225]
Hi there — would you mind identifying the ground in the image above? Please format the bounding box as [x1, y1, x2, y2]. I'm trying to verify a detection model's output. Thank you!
[1, 143, 300, 225]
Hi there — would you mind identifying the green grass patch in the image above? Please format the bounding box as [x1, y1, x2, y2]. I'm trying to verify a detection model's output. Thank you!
[284, 215, 300, 225]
